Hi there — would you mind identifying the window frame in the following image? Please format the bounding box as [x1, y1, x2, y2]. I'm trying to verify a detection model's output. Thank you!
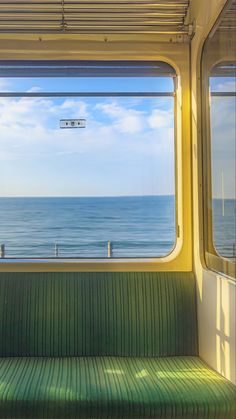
[0, 56, 190, 272]
[201, 2, 236, 279]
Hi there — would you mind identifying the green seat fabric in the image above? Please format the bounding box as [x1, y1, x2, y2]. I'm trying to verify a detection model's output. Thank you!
[0, 271, 235, 417]
[0, 356, 235, 419]
[0, 272, 198, 357]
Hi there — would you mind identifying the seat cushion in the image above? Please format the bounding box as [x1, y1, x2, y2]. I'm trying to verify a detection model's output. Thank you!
[0, 356, 235, 418]
[0, 271, 198, 357]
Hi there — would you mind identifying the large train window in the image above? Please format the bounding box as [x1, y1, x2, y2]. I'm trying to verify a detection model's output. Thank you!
[0, 61, 177, 260]
[202, 1, 236, 278]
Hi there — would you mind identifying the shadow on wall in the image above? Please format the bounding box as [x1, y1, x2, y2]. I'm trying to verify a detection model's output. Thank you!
[197, 270, 236, 384]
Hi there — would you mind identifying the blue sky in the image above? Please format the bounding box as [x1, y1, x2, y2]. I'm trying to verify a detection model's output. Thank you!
[210, 77, 236, 199]
[0, 76, 175, 197]
[0, 76, 173, 93]
[0, 75, 235, 198]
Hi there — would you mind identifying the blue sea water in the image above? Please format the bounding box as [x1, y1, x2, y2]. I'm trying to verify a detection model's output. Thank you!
[212, 199, 236, 259]
[0, 196, 235, 259]
[0, 195, 176, 258]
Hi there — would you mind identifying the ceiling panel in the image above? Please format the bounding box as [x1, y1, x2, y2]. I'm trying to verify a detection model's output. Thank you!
[0, 0, 190, 35]
[219, 0, 236, 31]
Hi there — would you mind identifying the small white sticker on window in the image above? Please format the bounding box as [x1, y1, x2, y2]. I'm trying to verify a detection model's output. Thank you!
[60, 119, 86, 128]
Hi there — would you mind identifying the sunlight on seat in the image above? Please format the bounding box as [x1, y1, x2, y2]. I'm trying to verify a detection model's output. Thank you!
[0, 383, 5, 395]
[104, 369, 124, 376]
[46, 385, 76, 400]
[156, 368, 222, 381]
[135, 369, 149, 379]
[0, 382, 13, 399]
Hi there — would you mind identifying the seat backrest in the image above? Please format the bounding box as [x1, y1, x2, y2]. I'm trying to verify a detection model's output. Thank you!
[0, 271, 198, 357]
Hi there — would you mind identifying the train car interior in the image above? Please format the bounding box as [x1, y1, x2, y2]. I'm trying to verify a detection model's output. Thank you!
[0, 0, 235, 418]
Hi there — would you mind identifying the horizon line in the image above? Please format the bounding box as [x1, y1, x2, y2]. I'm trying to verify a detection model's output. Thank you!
[0, 193, 175, 199]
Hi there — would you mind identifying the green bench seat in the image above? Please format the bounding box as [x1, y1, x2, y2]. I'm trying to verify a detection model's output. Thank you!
[0, 356, 235, 418]
[0, 271, 235, 418]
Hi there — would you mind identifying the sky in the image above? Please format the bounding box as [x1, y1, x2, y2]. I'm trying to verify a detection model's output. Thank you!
[0, 76, 175, 197]
[0, 75, 235, 198]
[210, 77, 236, 199]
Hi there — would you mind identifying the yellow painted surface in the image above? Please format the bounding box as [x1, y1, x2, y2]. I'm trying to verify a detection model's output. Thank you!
[190, 0, 236, 384]
[0, 0, 235, 388]
[0, 39, 192, 272]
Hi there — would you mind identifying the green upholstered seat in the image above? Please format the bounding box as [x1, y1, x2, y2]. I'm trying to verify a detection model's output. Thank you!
[0, 272, 198, 357]
[0, 271, 235, 418]
[0, 356, 235, 418]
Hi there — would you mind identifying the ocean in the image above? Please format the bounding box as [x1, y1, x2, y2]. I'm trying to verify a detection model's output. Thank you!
[0, 195, 175, 258]
[212, 198, 236, 259]
[0, 196, 235, 259]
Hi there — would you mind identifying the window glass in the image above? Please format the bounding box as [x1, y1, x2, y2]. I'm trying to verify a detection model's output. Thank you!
[202, 0, 236, 277]
[0, 71, 176, 259]
[210, 76, 236, 259]
[0, 77, 173, 93]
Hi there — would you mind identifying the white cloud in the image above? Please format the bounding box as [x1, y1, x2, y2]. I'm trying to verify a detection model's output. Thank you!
[0, 97, 117, 162]
[96, 102, 144, 134]
[27, 86, 42, 93]
[0, 95, 176, 196]
[56, 99, 89, 118]
[0, 97, 175, 164]
[213, 80, 236, 92]
[147, 109, 173, 129]
[0, 78, 10, 91]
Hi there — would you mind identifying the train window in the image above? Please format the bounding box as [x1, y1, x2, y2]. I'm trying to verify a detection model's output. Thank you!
[0, 62, 177, 260]
[201, 1, 236, 277]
